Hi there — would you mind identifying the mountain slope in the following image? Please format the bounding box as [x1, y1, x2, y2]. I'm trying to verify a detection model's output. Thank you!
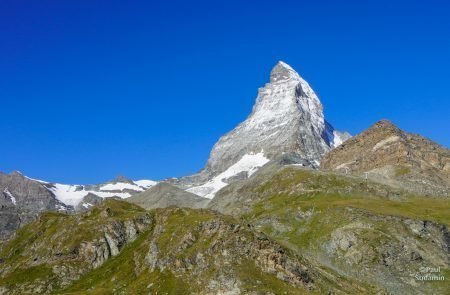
[176, 61, 350, 198]
[208, 165, 450, 294]
[321, 120, 450, 196]
[0, 199, 371, 294]
[127, 183, 209, 210]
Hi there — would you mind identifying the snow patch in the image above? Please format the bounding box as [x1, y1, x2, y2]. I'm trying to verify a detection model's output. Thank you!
[56, 204, 68, 211]
[82, 203, 93, 209]
[3, 188, 16, 205]
[289, 164, 304, 167]
[46, 179, 157, 207]
[134, 179, 158, 189]
[331, 131, 345, 148]
[187, 152, 270, 199]
[49, 184, 132, 207]
[100, 183, 144, 192]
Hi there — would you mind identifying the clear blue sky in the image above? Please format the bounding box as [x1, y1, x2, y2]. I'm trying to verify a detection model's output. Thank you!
[1, 0, 449, 184]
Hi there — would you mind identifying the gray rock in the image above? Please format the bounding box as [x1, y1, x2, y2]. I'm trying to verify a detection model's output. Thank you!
[104, 233, 120, 256]
[126, 182, 209, 210]
[75, 193, 103, 212]
[0, 171, 69, 240]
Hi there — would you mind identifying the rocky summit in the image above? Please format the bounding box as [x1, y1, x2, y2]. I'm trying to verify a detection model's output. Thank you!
[321, 119, 450, 196]
[205, 61, 349, 172]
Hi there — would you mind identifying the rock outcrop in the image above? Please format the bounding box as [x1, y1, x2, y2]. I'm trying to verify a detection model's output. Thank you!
[74, 193, 104, 212]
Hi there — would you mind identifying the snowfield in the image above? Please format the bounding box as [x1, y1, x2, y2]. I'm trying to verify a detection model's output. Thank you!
[187, 152, 270, 199]
[47, 179, 157, 207]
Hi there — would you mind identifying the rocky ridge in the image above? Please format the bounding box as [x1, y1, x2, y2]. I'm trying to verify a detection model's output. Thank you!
[321, 119, 450, 196]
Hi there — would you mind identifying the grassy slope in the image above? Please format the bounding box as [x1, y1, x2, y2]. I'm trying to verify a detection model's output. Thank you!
[236, 167, 450, 294]
[1, 201, 330, 294]
[0, 200, 148, 292]
[245, 167, 450, 225]
[60, 208, 309, 295]
[1, 167, 448, 294]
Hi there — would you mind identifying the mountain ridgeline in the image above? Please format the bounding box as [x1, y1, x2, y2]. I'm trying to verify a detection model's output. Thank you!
[0, 61, 449, 294]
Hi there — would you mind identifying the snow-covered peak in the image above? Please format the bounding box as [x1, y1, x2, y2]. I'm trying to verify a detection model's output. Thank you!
[270, 61, 301, 83]
[200, 61, 350, 179]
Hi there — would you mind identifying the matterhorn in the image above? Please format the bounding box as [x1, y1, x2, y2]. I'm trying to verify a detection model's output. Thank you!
[181, 61, 351, 198]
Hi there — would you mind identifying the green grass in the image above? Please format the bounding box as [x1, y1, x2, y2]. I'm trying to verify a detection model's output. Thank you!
[0, 265, 54, 288]
[0, 199, 154, 294]
[248, 190, 450, 226]
[236, 259, 314, 294]
[243, 191, 450, 259]
[57, 228, 164, 294]
[155, 208, 219, 256]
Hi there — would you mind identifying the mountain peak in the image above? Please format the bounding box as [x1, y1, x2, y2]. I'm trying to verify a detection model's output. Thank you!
[111, 175, 134, 184]
[374, 119, 395, 128]
[321, 119, 449, 196]
[180, 61, 350, 193]
[367, 119, 402, 135]
[270, 61, 300, 83]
